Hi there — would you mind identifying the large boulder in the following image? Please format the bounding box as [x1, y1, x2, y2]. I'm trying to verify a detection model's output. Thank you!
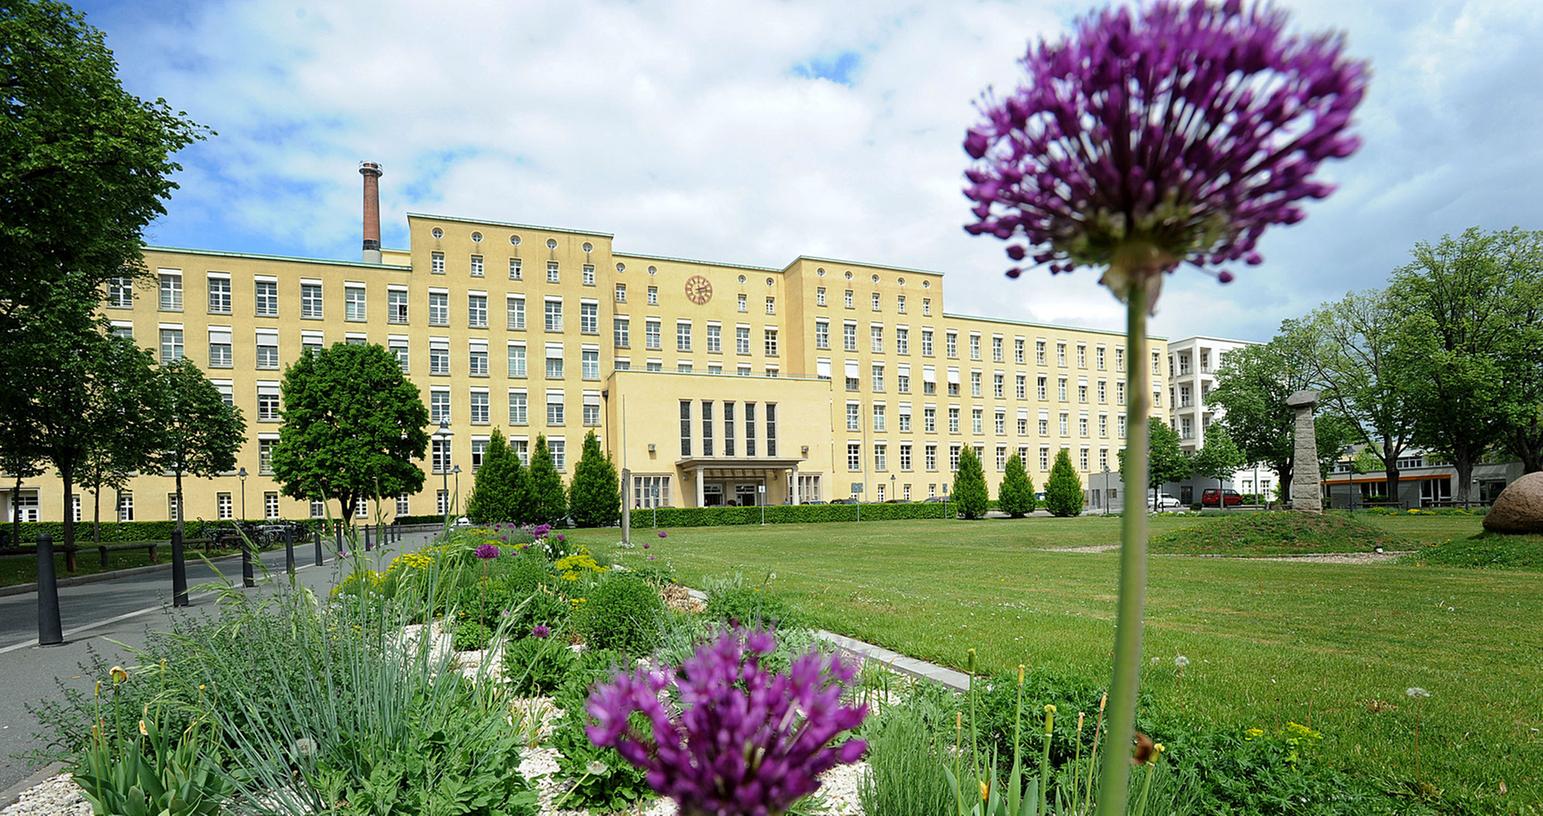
[1482, 472, 1543, 534]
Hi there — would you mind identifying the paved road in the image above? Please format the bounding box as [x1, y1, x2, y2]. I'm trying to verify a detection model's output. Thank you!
[0, 529, 439, 793]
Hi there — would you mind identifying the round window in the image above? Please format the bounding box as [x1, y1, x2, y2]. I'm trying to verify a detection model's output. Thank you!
[510, 234, 521, 246]
[582, 242, 593, 253]
[431, 227, 444, 239]
[546, 238, 558, 250]
[471, 231, 482, 243]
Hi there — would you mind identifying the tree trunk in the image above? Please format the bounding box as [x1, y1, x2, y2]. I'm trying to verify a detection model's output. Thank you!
[93, 483, 105, 568]
[10, 474, 20, 553]
[60, 465, 76, 573]
[1452, 453, 1475, 507]
[1515, 425, 1543, 474]
[1277, 460, 1293, 504]
[1381, 441, 1401, 505]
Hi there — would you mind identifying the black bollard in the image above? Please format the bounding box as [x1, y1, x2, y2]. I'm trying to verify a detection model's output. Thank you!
[312, 529, 323, 567]
[334, 524, 344, 556]
[171, 528, 189, 607]
[364, 525, 372, 552]
[241, 536, 255, 588]
[284, 527, 296, 578]
[36, 534, 63, 646]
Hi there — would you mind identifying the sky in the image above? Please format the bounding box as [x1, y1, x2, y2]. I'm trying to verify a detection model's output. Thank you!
[77, 0, 1543, 342]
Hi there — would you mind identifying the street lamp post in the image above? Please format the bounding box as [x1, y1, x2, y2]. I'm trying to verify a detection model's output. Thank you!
[890, 473, 896, 506]
[1103, 469, 1111, 516]
[435, 420, 452, 526]
[943, 484, 950, 520]
[238, 467, 253, 588]
[652, 482, 660, 528]
[452, 465, 462, 519]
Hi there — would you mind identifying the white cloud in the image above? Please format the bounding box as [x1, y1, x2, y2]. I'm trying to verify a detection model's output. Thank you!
[94, 0, 1543, 342]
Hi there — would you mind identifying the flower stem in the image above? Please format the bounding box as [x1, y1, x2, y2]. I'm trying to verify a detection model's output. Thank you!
[1094, 281, 1151, 816]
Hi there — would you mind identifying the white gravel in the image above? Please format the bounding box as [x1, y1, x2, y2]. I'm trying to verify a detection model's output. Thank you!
[1, 774, 90, 816]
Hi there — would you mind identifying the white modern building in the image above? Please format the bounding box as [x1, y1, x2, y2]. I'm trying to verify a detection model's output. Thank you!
[1165, 335, 1276, 504]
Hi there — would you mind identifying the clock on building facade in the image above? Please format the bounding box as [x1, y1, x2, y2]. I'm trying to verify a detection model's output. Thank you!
[684, 275, 713, 305]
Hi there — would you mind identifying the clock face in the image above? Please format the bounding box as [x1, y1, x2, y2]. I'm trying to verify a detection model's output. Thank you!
[684, 275, 713, 305]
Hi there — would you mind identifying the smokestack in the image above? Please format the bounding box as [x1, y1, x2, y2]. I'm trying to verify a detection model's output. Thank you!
[359, 161, 382, 264]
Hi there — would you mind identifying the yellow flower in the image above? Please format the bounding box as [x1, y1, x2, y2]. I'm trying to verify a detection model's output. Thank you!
[1245, 727, 1265, 739]
[138, 720, 148, 736]
[979, 780, 990, 801]
[109, 666, 128, 684]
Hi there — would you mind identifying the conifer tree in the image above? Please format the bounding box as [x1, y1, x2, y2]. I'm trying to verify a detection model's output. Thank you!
[525, 435, 568, 525]
[567, 431, 621, 528]
[467, 429, 519, 523]
[1044, 448, 1085, 517]
[998, 453, 1036, 517]
[952, 446, 989, 519]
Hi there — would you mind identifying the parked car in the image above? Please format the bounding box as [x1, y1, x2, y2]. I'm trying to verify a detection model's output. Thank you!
[1201, 488, 1244, 507]
[921, 496, 948, 503]
[1147, 493, 1183, 511]
[830, 497, 860, 504]
[453, 516, 472, 527]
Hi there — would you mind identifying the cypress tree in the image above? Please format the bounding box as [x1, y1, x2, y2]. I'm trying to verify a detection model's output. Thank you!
[567, 430, 621, 528]
[525, 435, 568, 525]
[1044, 448, 1085, 517]
[998, 453, 1036, 517]
[953, 446, 989, 519]
[467, 429, 518, 523]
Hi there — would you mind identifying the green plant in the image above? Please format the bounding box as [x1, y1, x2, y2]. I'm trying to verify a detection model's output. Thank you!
[523, 435, 568, 525]
[502, 635, 576, 695]
[998, 454, 1036, 518]
[466, 429, 522, 524]
[1043, 450, 1084, 517]
[574, 572, 665, 654]
[568, 430, 622, 528]
[703, 573, 801, 629]
[73, 708, 234, 816]
[954, 446, 990, 519]
[453, 619, 493, 652]
[859, 693, 955, 816]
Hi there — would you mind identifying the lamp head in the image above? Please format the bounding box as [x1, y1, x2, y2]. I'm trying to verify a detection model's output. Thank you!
[238, 467, 248, 479]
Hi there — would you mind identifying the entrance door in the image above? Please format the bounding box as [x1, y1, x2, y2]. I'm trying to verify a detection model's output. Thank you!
[702, 484, 724, 507]
[735, 483, 759, 507]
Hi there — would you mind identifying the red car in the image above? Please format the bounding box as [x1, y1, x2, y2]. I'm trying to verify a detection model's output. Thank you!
[1201, 488, 1243, 507]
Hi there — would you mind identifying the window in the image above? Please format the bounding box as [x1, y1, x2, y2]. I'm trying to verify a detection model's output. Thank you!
[846, 402, 860, 432]
[1079, 383, 1089, 403]
[159, 327, 184, 363]
[431, 251, 445, 274]
[257, 386, 280, 421]
[1152, 351, 1161, 375]
[1115, 348, 1125, 371]
[582, 264, 596, 286]
[546, 391, 566, 425]
[997, 446, 1007, 470]
[946, 331, 958, 358]
[680, 401, 692, 456]
[207, 328, 232, 368]
[948, 407, 960, 433]
[583, 396, 600, 426]
[871, 292, 881, 312]
[816, 287, 827, 306]
[897, 294, 906, 314]
[109, 322, 133, 341]
[646, 319, 662, 350]
[971, 371, 982, 398]
[633, 475, 672, 508]
[1059, 412, 1070, 436]
[1039, 447, 1050, 471]
[507, 295, 526, 330]
[430, 339, 450, 375]
[700, 401, 715, 456]
[1118, 414, 1127, 438]
[114, 490, 134, 521]
[578, 301, 598, 335]
[1080, 447, 1090, 470]
[841, 322, 856, 352]
[898, 367, 911, 393]
[207, 275, 231, 314]
[217, 492, 232, 520]
[647, 285, 658, 305]
[397, 495, 411, 516]
[614, 317, 630, 348]
[544, 299, 563, 332]
[677, 321, 693, 352]
[922, 297, 932, 316]
[264, 492, 280, 520]
[950, 444, 961, 471]
[900, 444, 913, 471]
[1099, 414, 1109, 437]
[922, 329, 934, 357]
[509, 258, 522, 280]
[582, 348, 599, 380]
[508, 390, 528, 424]
[706, 324, 722, 353]
[258, 438, 276, 474]
[1097, 347, 1107, 370]
[735, 325, 751, 355]
[970, 334, 981, 360]
[468, 293, 488, 327]
[896, 328, 909, 355]
[995, 410, 1006, 435]
[1016, 374, 1027, 400]
[844, 289, 854, 309]
[158, 271, 182, 311]
[899, 406, 913, 432]
[390, 339, 409, 373]
[469, 342, 488, 376]
[1056, 342, 1067, 367]
[765, 296, 776, 315]
[1039, 414, 1050, 435]
[252, 279, 277, 317]
[871, 363, 885, 392]
[436, 489, 450, 514]
[300, 282, 323, 319]
[1058, 377, 1068, 401]
[545, 345, 564, 379]
[972, 408, 983, 434]
[764, 329, 778, 357]
[428, 291, 448, 325]
[1018, 414, 1029, 435]
[468, 254, 484, 277]
[1098, 380, 1108, 403]
[1079, 415, 1089, 436]
[744, 402, 757, 456]
[384, 287, 407, 324]
[547, 260, 560, 283]
[256, 330, 278, 369]
[872, 403, 886, 432]
[847, 443, 862, 471]
[431, 438, 450, 474]
[108, 276, 133, 308]
[723, 402, 736, 455]
[1077, 345, 1087, 368]
[874, 444, 887, 471]
[614, 283, 627, 303]
[430, 390, 450, 423]
[871, 325, 884, 353]
[471, 391, 490, 424]
[1014, 338, 1025, 364]
[1117, 382, 1126, 405]
[737, 293, 748, 313]
[993, 336, 1004, 362]
[925, 444, 938, 471]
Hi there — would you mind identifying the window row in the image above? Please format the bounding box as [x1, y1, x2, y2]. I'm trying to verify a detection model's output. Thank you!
[429, 251, 595, 287]
[841, 442, 1113, 475]
[679, 400, 778, 458]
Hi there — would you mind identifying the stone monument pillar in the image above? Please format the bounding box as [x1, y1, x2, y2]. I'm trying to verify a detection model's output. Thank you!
[1286, 390, 1322, 513]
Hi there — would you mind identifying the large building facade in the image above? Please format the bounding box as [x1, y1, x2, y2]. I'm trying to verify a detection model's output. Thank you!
[3, 167, 1169, 523]
[1164, 336, 1275, 502]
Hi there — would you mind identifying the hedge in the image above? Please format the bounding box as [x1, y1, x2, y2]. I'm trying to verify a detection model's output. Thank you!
[0, 518, 332, 549]
[393, 514, 454, 526]
[627, 502, 955, 529]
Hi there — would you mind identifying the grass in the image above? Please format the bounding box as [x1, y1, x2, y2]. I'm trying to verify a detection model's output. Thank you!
[1148, 511, 1404, 555]
[570, 513, 1543, 811]
[0, 546, 242, 588]
[1407, 532, 1543, 570]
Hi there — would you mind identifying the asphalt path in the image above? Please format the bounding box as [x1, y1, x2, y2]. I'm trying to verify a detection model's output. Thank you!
[0, 529, 439, 793]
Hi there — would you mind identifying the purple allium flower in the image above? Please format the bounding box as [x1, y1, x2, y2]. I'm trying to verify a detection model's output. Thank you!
[657, 530, 668, 539]
[531, 523, 552, 538]
[474, 543, 500, 560]
[532, 624, 551, 639]
[962, 0, 1367, 306]
[642, 540, 651, 549]
[646, 554, 657, 561]
[557, 533, 566, 543]
[586, 629, 866, 815]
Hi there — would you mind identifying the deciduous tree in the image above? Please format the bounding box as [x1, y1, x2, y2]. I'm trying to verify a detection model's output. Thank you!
[1120, 421, 1191, 507]
[1208, 329, 1317, 501]
[1191, 427, 1246, 505]
[951, 446, 989, 519]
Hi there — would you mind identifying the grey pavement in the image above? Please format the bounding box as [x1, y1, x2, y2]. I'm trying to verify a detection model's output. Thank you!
[0, 528, 439, 793]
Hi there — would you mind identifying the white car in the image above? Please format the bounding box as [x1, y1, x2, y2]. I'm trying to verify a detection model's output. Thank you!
[453, 516, 472, 527]
[1147, 494, 1183, 511]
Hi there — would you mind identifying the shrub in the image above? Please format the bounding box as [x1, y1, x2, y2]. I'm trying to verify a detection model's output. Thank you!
[998, 454, 1036, 518]
[574, 573, 666, 654]
[452, 619, 493, 652]
[953, 446, 990, 519]
[1044, 449, 1084, 517]
[502, 635, 576, 696]
[567, 430, 621, 528]
[523, 435, 568, 525]
[704, 582, 801, 630]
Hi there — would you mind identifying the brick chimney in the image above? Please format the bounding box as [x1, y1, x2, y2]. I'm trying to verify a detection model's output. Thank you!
[359, 161, 383, 263]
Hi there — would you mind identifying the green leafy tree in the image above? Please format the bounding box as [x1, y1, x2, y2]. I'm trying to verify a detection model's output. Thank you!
[567, 431, 621, 528]
[1118, 421, 1191, 507]
[524, 435, 568, 525]
[0, 387, 43, 550]
[1043, 449, 1084, 517]
[997, 453, 1035, 517]
[466, 430, 519, 524]
[952, 446, 989, 519]
[1387, 228, 1531, 502]
[1497, 238, 1543, 473]
[1208, 328, 1318, 501]
[271, 344, 429, 523]
[80, 343, 169, 554]
[1191, 427, 1246, 504]
[146, 359, 244, 538]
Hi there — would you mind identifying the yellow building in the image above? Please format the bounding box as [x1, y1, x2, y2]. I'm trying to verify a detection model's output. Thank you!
[2, 166, 1166, 523]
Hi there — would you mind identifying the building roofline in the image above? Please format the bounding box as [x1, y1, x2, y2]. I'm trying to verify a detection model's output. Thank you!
[942, 311, 1167, 341]
[1167, 335, 1261, 346]
[783, 255, 946, 278]
[405, 212, 614, 239]
[613, 250, 782, 274]
[143, 245, 411, 271]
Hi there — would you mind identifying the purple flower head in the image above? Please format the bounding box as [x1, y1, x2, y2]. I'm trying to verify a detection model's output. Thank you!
[657, 530, 668, 539]
[557, 534, 566, 543]
[532, 624, 551, 639]
[586, 628, 867, 815]
[963, 0, 1366, 307]
[642, 541, 651, 550]
[646, 554, 657, 561]
[531, 523, 552, 538]
[474, 543, 500, 560]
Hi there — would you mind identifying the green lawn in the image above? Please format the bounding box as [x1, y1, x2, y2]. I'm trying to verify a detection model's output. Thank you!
[570, 514, 1543, 810]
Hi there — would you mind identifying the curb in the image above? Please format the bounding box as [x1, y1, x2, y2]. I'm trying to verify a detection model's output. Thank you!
[0, 552, 253, 598]
[0, 762, 65, 810]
